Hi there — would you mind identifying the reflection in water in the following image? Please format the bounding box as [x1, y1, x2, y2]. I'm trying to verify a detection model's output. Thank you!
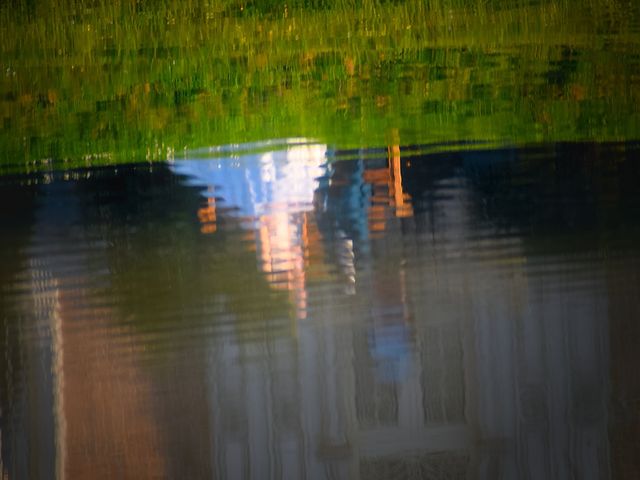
[171, 140, 326, 319]
[2, 1, 640, 169]
[1, 141, 640, 478]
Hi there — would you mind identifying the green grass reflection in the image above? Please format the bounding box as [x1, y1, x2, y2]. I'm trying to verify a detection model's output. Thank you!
[0, 0, 639, 171]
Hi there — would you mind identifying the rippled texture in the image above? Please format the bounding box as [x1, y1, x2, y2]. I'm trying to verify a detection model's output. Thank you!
[1, 0, 639, 171]
[1, 141, 640, 479]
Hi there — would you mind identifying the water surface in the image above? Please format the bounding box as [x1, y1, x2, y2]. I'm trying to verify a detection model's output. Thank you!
[1, 141, 640, 479]
[2, 1, 640, 478]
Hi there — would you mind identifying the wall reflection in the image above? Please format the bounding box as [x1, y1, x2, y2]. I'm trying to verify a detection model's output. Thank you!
[1, 141, 639, 478]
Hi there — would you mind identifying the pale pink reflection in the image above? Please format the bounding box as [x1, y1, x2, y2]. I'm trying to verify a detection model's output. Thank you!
[172, 140, 327, 319]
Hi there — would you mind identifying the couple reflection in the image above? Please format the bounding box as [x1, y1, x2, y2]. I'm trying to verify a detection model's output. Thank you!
[173, 141, 325, 321]
[174, 140, 415, 383]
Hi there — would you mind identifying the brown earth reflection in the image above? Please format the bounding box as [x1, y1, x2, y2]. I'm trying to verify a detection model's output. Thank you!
[54, 286, 165, 479]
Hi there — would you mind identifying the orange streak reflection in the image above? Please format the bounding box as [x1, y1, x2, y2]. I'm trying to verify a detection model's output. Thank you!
[363, 141, 413, 234]
[197, 192, 217, 234]
[257, 212, 309, 319]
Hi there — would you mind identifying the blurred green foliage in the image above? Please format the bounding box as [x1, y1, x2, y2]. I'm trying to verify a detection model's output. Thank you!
[0, 0, 638, 172]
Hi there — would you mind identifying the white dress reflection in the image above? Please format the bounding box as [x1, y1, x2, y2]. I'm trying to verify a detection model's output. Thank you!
[171, 140, 327, 319]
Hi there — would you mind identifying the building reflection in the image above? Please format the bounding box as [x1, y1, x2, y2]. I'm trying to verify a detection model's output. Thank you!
[202, 143, 469, 478]
[193, 142, 621, 479]
[2, 142, 639, 478]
